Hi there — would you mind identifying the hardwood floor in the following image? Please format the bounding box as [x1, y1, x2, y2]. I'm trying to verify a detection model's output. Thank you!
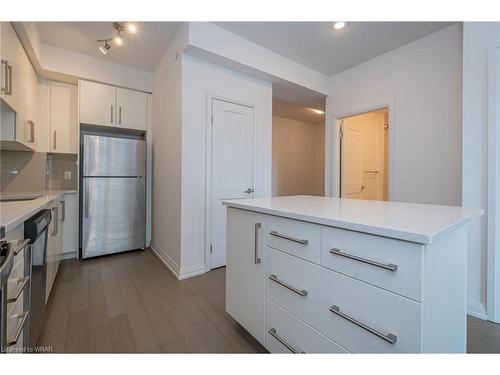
[37, 249, 266, 353]
[38, 249, 500, 353]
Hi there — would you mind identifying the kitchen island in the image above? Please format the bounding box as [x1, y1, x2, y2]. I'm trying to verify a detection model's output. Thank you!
[222, 195, 483, 353]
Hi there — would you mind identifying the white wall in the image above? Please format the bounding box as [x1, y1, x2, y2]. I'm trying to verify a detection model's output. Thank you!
[150, 26, 187, 273]
[462, 22, 500, 319]
[327, 24, 462, 207]
[180, 54, 272, 277]
[272, 116, 324, 196]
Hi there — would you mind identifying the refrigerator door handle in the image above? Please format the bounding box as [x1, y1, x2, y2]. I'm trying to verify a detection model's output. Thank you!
[84, 179, 90, 218]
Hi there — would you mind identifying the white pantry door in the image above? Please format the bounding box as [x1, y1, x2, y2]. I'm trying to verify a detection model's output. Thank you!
[341, 120, 363, 198]
[211, 99, 255, 269]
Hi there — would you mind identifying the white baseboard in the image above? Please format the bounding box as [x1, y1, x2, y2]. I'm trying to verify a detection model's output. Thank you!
[61, 251, 77, 260]
[468, 299, 487, 320]
[150, 243, 206, 280]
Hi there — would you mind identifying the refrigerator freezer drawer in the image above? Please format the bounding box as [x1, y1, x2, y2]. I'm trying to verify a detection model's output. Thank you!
[83, 134, 146, 177]
[82, 177, 146, 258]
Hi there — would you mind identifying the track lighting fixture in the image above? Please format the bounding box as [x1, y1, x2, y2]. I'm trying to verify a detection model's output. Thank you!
[97, 22, 138, 55]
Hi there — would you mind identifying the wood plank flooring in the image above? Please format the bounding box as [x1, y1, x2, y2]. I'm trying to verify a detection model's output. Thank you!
[37, 249, 266, 353]
[38, 248, 500, 353]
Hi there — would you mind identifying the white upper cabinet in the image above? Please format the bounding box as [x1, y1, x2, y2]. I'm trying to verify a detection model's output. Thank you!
[50, 81, 78, 153]
[79, 80, 116, 127]
[79, 80, 148, 131]
[116, 87, 147, 130]
[1, 22, 39, 148]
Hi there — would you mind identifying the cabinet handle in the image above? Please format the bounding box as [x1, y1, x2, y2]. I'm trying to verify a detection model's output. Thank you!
[269, 230, 308, 245]
[7, 311, 30, 347]
[13, 239, 30, 256]
[7, 276, 30, 303]
[111, 105, 114, 123]
[268, 274, 308, 296]
[268, 328, 305, 353]
[27, 121, 35, 143]
[7, 63, 13, 95]
[1, 59, 8, 93]
[119, 106, 122, 124]
[329, 248, 398, 272]
[51, 206, 58, 236]
[254, 223, 261, 264]
[59, 200, 66, 222]
[53, 130, 57, 150]
[329, 305, 397, 345]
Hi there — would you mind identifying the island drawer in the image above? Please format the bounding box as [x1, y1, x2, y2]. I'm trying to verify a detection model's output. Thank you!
[266, 215, 321, 264]
[265, 298, 347, 353]
[266, 247, 422, 353]
[321, 226, 423, 301]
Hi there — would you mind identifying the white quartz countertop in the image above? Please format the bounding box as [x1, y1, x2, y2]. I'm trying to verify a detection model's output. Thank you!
[0, 190, 77, 232]
[223, 195, 484, 244]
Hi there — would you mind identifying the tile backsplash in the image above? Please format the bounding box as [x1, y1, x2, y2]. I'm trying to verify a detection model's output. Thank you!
[0, 151, 78, 193]
[47, 153, 78, 191]
[0, 151, 47, 192]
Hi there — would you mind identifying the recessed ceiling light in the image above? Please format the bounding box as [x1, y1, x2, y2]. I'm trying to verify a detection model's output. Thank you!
[312, 109, 325, 115]
[333, 22, 345, 30]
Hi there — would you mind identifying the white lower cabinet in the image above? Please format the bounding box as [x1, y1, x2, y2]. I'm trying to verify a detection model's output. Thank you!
[225, 207, 266, 345]
[266, 247, 421, 353]
[46, 199, 64, 303]
[266, 299, 347, 353]
[226, 208, 467, 353]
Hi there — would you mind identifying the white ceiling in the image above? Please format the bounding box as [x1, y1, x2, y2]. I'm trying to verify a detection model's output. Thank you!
[273, 99, 325, 124]
[214, 22, 455, 76]
[36, 22, 182, 71]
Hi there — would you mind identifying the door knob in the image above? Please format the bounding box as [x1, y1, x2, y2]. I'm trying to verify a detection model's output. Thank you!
[245, 188, 254, 194]
[361, 185, 367, 191]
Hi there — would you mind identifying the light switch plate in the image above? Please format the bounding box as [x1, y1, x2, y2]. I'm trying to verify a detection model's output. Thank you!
[64, 171, 72, 180]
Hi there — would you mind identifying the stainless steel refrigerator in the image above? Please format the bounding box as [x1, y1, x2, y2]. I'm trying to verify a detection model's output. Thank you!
[81, 134, 146, 259]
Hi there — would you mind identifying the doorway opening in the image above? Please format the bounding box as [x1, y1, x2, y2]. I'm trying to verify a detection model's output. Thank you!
[340, 107, 389, 201]
[272, 98, 325, 197]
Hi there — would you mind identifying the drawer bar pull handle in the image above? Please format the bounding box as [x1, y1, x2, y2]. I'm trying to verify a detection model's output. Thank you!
[13, 239, 30, 256]
[7, 276, 30, 303]
[269, 231, 308, 245]
[254, 223, 262, 264]
[268, 328, 305, 353]
[329, 248, 398, 272]
[329, 305, 397, 345]
[269, 274, 308, 297]
[7, 310, 30, 347]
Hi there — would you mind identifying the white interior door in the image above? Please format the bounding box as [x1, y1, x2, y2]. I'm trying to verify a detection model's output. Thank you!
[211, 99, 255, 269]
[341, 120, 363, 198]
[341, 113, 386, 200]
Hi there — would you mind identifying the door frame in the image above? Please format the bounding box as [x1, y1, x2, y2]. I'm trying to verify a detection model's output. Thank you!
[332, 99, 396, 200]
[487, 46, 500, 322]
[204, 92, 256, 272]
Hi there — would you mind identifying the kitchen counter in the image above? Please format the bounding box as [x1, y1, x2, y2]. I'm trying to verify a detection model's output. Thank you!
[0, 190, 77, 232]
[223, 195, 483, 244]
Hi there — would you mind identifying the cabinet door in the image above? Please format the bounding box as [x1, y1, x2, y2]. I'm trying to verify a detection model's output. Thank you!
[50, 81, 78, 153]
[116, 87, 147, 130]
[1, 22, 30, 146]
[79, 80, 116, 127]
[225, 207, 266, 345]
[55, 199, 65, 274]
[46, 202, 57, 303]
